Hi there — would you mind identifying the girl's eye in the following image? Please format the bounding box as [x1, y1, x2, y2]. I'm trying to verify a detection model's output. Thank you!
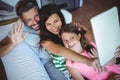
[71, 37, 74, 40]
[63, 40, 67, 43]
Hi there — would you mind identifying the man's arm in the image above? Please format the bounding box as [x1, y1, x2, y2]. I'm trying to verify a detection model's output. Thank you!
[0, 21, 28, 57]
[0, 36, 15, 57]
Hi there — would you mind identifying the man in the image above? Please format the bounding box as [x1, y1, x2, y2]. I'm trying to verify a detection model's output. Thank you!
[0, 0, 72, 80]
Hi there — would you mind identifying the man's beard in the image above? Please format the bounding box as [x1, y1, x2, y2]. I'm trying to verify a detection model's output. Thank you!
[25, 23, 40, 31]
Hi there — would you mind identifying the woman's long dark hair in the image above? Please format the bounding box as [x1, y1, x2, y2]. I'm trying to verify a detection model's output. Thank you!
[59, 23, 95, 55]
[39, 3, 65, 47]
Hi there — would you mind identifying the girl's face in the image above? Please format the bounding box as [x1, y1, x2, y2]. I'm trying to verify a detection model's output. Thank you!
[61, 32, 82, 53]
[45, 13, 62, 35]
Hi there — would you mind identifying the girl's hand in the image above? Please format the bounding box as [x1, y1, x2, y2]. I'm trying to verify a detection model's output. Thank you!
[89, 48, 98, 58]
[115, 46, 120, 58]
[11, 20, 28, 46]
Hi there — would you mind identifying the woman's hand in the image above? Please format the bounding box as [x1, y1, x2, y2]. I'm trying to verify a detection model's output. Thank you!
[72, 21, 87, 31]
[11, 20, 28, 46]
[87, 58, 104, 73]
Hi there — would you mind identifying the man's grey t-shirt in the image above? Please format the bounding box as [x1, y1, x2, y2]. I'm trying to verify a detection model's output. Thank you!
[23, 26, 51, 59]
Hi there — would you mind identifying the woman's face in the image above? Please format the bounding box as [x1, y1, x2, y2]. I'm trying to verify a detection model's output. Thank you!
[61, 32, 82, 53]
[45, 13, 62, 35]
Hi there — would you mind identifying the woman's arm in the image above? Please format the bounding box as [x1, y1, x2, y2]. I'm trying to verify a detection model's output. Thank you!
[42, 40, 101, 72]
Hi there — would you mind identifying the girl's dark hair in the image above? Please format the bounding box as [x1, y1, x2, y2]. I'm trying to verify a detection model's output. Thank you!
[59, 23, 95, 55]
[16, 0, 39, 18]
[39, 3, 65, 47]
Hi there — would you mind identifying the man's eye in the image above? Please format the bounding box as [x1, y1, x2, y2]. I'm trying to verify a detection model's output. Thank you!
[35, 14, 39, 17]
[35, 15, 39, 19]
[25, 19, 31, 24]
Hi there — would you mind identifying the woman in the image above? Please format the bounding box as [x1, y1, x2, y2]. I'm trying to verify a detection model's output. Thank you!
[39, 3, 101, 79]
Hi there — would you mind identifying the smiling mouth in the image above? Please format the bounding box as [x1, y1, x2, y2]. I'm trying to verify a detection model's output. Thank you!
[68, 43, 75, 48]
[33, 24, 39, 28]
[53, 27, 59, 32]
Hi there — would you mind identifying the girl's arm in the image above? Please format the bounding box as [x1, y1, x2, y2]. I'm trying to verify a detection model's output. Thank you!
[67, 66, 85, 80]
[41, 40, 101, 72]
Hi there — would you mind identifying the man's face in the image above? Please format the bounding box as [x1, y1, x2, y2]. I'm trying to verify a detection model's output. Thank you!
[22, 7, 40, 30]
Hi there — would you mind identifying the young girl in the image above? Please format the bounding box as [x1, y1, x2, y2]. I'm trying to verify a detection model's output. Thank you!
[59, 23, 120, 80]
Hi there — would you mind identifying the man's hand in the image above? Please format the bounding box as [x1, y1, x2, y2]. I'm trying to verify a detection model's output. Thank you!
[11, 20, 28, 46]
[0, 20, 28, 57]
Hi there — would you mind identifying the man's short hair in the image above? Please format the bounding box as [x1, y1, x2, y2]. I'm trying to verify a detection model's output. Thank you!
[16, 0, 39, 18]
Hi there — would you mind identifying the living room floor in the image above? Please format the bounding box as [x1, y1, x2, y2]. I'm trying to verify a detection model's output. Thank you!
[0, 0, 120, 79]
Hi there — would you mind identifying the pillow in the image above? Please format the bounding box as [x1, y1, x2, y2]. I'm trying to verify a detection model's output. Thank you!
[61, 9, 72, 24]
